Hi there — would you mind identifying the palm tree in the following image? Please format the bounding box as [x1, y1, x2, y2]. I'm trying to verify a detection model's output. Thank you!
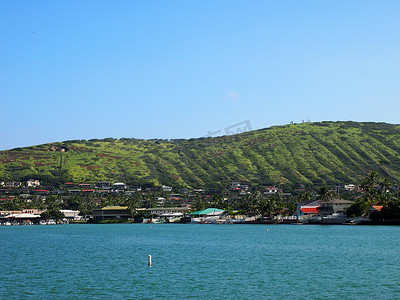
[362, 171, 380, 193]
[318, 186, 335, 202]
[318, 185, 335, 217]
[361, 171, 381, 205]
[380, 177, 392, 194]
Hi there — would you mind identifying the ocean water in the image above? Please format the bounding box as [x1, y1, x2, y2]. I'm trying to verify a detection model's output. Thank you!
[1, 224, 400, 299]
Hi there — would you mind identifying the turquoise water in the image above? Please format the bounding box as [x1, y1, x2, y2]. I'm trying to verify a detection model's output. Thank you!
[1, 224, 400, 299]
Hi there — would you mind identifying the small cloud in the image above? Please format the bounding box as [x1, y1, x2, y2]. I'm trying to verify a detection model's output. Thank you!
[226, 91, 240, 101]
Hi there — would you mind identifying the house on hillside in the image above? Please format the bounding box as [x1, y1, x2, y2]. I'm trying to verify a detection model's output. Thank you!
[230, 182, 241, 190]
[26, 179, 40, 187]
[96, 181, 112, 189]
[264, 186, 282, 195]
[79, 183, 93, 188]
[156, 197, 166, 205]
[112, 182, 127, 192]
[5, 182, 22, 188]
[162, 185, 172, 192]
[344, 184, 356, 191]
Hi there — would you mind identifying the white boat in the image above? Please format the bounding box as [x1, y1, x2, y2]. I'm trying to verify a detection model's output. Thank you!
[39, 220, 47, 225]
[322, 213, 347, 224]
[47, 219, 57, 225]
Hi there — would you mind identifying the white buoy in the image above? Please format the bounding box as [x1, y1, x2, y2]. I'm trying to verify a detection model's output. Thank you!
[267, 228, 269, 233]
[148, 255, 152, 267]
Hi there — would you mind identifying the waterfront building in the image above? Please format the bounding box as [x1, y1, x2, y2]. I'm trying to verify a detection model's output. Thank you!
[319, 199, 354, 217]
[60, 210, 80, 220]
[189, 208, 226, 223]
[297, 200, 321, 220]
[190, 208, 225, 217]
[146, 207, 189, 217]
[367, 205, 383, 218]
[93, 206, 131, 220]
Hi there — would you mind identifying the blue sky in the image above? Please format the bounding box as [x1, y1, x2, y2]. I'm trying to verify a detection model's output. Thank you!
[1, 0, 399, 150]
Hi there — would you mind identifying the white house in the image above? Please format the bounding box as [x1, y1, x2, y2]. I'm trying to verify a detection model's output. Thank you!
[344, 184, 356, 191]
[264, 186, 282, 195]
[60, 210, 81, 220]
[230, 182, 241, 190]
[146, 207, 189, 217]
[162, 185, 172, 192]
[96, 181, 112, 189]
[26, 179, 40, 187]
[113, 182, 127, 192]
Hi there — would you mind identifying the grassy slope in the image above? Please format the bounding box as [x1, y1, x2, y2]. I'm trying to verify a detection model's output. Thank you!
[1, 121, 400, 189]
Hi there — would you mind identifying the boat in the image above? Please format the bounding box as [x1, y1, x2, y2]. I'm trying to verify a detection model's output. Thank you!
[39, 220, 47, 225]
[215, 219, 227, 224]
[47, 219, 57, 225]
[321, 213, 347, 224]
[152, 218, 167, 224]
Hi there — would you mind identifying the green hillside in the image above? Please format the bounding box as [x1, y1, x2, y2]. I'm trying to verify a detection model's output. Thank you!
[2, 121, 400, 190]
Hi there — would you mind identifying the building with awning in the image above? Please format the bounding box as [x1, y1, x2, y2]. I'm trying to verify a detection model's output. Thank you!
[189, 208, 226, 223]
[146, 207, 189, 217]
[14, 213, 41, 219]
[297, 200, 321, 220]
[159, 212, 184, 218]
[0, 212, 41, 224]
[60, 210, 80, 220]
[190, 208, 226, 217]
[300, 207, 320, 214]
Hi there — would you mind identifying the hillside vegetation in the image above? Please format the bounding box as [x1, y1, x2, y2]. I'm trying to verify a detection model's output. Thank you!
[2, 121, 400, 190]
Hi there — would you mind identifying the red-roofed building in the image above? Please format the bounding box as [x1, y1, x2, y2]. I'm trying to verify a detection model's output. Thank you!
[297, 200, 321, 220]
[300, 207, 320, 214]
[367, 205, 383, 218]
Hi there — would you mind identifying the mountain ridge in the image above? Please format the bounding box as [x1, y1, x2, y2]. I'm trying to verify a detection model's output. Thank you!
[1, 121, 400, 190]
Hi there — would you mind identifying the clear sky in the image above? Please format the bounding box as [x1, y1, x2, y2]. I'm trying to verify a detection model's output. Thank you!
[1, 0, 399, 150]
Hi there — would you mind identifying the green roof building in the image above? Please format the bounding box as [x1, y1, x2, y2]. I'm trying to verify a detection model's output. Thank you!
[190, 208, 225, 217]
